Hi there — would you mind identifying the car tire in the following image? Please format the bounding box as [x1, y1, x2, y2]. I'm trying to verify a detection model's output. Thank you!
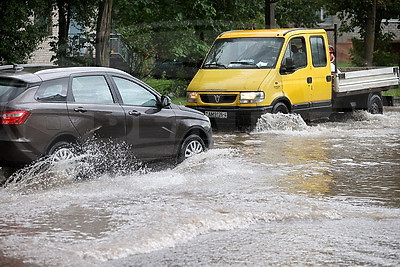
[0, 167, 18, 185]
[178, 134, 206, 163]
[272, 102, 289, 114]
[48, 141, 76, 162]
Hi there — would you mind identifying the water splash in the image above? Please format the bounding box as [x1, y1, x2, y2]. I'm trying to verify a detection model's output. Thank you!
[254, 113, 308, 132]
[3, 139, 148, 193]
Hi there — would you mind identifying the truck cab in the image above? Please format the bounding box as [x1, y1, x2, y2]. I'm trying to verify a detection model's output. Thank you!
[186, 28, 333, 128]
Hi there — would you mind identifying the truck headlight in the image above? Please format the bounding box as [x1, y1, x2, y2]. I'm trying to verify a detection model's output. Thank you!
[240, 92, 264, 104]
[186, 92, 198, 103]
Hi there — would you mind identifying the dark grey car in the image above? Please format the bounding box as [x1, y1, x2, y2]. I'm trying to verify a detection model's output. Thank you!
[0, 66, 212, 174]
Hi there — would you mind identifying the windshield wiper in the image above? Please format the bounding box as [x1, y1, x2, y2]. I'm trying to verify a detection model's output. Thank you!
[229, 61, 260, 68]
[203, 62, 226, 69]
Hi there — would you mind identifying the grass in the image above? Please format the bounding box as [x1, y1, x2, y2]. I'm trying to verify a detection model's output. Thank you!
[142, 78, 188, 105]
[171, 97, 187, 105]
[142, 78, 175, 92]
[382, 87, 400, 97]
[337, 62, 355, 68]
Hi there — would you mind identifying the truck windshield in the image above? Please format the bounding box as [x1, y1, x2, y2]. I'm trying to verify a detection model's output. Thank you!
[203, 37, 284, 69]
[0, 78, 28, 102]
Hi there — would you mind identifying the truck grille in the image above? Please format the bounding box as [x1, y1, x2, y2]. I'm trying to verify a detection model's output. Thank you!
[200, 94, 237, 104]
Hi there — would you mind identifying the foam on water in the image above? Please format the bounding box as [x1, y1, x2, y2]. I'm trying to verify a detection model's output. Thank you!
[2, 139, 147, 193]
[254, 113, 309, 132]
[1, 109, 399, 266]
[1, 146, 399, 265]
[253, 110, 400, 139]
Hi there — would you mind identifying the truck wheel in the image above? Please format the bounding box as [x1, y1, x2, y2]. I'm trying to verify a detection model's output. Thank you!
[272, 102, 289, 114]
[178, 134, 205, 163]
[367, 94, 383, 114]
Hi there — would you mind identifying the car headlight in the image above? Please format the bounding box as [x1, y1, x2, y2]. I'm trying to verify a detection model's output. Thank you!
[187, 92, 198, 103]
[240, 92, 264, 104]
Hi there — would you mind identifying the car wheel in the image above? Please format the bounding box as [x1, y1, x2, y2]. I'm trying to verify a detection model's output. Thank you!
[178, 134, 206, 162]
[367, 94, 383, 114]
[48, 141, 76, 162]
[47, 141, 81, 177]
[272, 102, 289, 114]
[0, 167, 18, 185]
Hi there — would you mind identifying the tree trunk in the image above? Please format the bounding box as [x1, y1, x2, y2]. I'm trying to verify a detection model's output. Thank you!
[57, 0, 70, 66]
[95, 0, 114, 67]
[265, 0, 276, 29]
[364, 0, 376, 66]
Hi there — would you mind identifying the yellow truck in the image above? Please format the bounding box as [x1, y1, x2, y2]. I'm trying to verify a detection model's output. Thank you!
[185, 28, 400, 129]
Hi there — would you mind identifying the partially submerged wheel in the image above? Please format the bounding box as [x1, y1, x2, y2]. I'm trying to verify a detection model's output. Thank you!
[272, 102, 289, 114]
[178, 134, 206, 162]
[47, 141, 79, 176]
[48, 141, 76, 162]
[367, 94, 383, 114]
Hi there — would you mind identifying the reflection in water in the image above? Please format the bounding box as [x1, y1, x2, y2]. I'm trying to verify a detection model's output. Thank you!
[216, 110, 400, 205]
[0, 109, 399, 266]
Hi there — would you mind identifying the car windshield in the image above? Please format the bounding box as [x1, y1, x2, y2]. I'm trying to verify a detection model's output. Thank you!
[203, 37, 284, 69]
[0, 78, 28, 102]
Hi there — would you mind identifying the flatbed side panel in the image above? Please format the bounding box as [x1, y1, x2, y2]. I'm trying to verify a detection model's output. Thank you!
[335, 67, 399, 93]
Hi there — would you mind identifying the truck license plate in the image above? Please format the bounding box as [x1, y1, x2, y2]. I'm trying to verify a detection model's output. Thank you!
[204, 111, 228, 119]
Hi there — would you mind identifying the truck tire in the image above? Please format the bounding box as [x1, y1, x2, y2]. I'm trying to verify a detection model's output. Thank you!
[367, 94, 383, 114]
[272, 102, 289, 114]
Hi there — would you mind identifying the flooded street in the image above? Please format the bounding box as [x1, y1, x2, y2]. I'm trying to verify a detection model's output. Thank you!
[1, 108, 399, 266]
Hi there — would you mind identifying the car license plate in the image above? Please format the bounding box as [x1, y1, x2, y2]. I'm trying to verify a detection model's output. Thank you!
[204, 111, 228, 119]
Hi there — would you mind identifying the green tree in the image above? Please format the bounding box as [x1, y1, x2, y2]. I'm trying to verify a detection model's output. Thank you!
[275, 0, 324, 28]
[326, 0, 400, 66]
[96, 0, 114, 66]
[0, 0, 51, 64]
[113, 0, 264, 77]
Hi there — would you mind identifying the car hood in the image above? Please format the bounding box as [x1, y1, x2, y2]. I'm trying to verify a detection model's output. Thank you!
[173, 104, 209, 119]
[174, 104, 202, 114]
[187, 69, 272, 92]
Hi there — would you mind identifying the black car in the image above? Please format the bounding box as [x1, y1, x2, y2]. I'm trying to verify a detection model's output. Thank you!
[0, 65, 212, 176]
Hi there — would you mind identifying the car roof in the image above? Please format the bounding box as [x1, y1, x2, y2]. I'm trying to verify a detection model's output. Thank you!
[0, 66, 132, 84]
[35, 66, 132, 80]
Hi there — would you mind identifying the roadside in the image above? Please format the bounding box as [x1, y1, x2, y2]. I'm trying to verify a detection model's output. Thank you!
[382, 87, 400, 106]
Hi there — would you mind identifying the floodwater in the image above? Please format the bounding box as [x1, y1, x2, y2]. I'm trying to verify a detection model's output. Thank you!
[1, 108, 399, 266]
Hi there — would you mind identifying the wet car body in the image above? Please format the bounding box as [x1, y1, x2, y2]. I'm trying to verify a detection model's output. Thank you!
[0, 66, 212, 168]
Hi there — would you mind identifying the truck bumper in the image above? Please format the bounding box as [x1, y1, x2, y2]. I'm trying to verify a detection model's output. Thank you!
[187, 106, 272, 129]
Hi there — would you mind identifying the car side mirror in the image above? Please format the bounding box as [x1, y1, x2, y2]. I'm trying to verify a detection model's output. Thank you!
[159, 95, 171, 108]
[281, 58, 295, 73]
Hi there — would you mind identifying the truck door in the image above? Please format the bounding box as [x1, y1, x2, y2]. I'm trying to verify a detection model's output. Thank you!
[309, 35, 332, 118]
[280, 36, 311, 119]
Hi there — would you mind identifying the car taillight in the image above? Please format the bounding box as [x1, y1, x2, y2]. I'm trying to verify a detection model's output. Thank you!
[0, 111, 31, 125]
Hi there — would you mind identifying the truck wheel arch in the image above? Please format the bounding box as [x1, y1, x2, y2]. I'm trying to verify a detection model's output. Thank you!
[270, 97, 292, 113]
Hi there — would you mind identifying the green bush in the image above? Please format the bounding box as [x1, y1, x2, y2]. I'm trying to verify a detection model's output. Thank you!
[350, 37, 399, 67]
[382, 87, 400, 97]
[143, 78, 189, 98]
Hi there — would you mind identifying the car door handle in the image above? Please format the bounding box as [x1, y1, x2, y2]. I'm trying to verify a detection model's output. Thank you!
[73, 107, 87, 113]
[128, 110, 141, 116]
[307, 77, 313, 84]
